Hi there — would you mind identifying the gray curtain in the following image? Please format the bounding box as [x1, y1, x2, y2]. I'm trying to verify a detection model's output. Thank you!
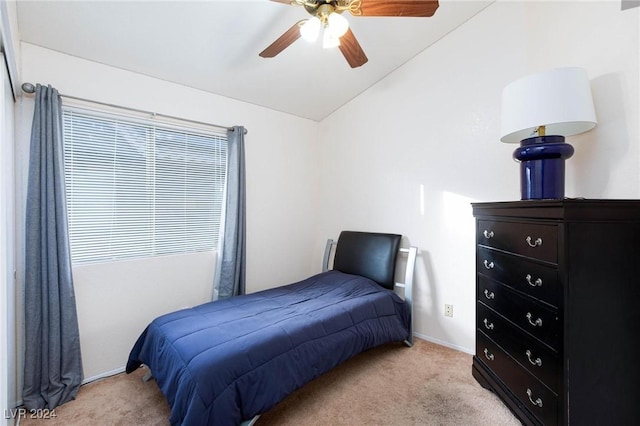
[23, 84, 83, 409]
[215, 126, 246, 299]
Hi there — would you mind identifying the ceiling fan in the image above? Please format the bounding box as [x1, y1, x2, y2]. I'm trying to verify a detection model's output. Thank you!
[259, 0, 440, 68]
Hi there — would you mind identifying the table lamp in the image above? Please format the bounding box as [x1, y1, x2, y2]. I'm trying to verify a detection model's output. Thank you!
[500, 67, 597, 200]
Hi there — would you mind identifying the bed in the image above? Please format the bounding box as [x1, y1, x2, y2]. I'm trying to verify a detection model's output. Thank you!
[126, 231, 418, 426]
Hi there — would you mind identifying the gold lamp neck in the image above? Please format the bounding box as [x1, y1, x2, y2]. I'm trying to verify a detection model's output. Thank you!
[317, 3, 336, 20]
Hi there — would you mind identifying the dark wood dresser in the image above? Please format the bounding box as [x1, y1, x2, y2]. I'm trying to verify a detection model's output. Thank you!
[471, 200, 640, 425]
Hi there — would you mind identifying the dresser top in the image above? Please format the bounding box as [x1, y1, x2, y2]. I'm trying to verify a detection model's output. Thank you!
[472, 199, 640, 221]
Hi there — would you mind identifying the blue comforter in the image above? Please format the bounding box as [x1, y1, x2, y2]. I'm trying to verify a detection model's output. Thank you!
[126, 270, 411, 425]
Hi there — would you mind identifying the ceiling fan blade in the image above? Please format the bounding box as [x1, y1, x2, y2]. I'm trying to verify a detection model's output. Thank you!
[338, 28, 368, 68]
[355, 0, 439, 17]
[259, 23, 301, 58]
[269, 0, 296, 4]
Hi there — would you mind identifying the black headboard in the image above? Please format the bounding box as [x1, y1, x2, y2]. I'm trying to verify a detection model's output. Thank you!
[333, 231, 401, 290]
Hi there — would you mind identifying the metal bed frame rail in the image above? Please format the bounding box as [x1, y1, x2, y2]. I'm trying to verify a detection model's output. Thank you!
[322, 238, 418, 347]
[241, 238, 418, 426]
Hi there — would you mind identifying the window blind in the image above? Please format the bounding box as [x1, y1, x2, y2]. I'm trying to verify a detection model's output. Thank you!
[62, 107, 228, 264]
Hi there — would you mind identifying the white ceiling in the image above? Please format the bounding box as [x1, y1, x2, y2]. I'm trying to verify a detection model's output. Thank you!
[16, 0, 492, 121]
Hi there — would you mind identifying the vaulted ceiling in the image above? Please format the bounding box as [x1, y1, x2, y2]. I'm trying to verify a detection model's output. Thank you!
[16, 0, 492, 121]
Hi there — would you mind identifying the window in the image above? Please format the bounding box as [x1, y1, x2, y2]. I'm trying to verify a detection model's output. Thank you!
[62, 107, 227, 264]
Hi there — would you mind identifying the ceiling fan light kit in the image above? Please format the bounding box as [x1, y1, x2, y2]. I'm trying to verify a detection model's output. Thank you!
[327, 12, 350, 37]
[260, 0, 440, 68]
[300, 17, 322, 42]
[299, 11, 348, 46]
[322, 30, 341, 49]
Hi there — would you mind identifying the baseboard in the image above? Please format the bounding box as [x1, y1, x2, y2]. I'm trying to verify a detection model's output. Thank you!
[82, 366, 125, 385]
[413, 332, 474, 355]
[20, 336, 471, 402]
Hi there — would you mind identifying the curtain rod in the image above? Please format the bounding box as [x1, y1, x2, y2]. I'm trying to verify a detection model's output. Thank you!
[20, 82, 247, 135]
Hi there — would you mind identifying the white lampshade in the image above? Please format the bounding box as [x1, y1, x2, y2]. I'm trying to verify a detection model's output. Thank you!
[322, 30, 340, 49]
[327, 12, 349, 38]
[300, 17, 321, 42]
[500, 67, 597, 143]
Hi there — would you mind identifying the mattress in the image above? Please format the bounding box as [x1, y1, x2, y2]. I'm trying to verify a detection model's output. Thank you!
[126, 269, 411, 425]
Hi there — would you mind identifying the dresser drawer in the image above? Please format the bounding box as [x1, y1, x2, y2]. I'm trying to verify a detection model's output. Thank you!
[477, 247, 559, 307]
[477, 302, 559, 392]
[477, 331, 558, 426]
[477, 277, 559, 349]
[478, 220, 558, 263]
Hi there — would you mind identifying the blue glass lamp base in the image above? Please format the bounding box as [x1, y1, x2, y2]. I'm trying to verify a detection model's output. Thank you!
[513, 135, 574, 200]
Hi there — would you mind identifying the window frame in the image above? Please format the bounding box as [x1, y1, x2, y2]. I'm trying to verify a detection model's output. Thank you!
[61, 104, 228, 265]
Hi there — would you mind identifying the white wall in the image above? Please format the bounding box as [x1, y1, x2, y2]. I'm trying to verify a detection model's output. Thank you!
[317, 0, 639, 353]
[72, 253, 217, 381]
[15, 43, 321, 380]
[1, 0, 20, 420]
[1, 53, 16, 426]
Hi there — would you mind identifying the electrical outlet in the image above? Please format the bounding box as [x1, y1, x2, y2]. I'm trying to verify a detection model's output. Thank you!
[444, 304, 454, 317]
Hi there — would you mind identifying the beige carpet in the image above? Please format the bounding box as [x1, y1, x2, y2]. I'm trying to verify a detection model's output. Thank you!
[19, 339, 521, 426]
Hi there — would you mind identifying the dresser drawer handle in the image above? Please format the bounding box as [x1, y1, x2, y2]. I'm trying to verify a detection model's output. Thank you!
[483, 260, 494, 270]
[483, 230, 494, 239]
[525, 274, 543, 287]
[483, 348, 495, 361]
[483, 289, 495, 300]
[526, 349, 543, 367]
[483, 318, 494, 330]
[526, 312, 543, 327]
[526, 388, 543, 408]
[526, 236, 543, 247]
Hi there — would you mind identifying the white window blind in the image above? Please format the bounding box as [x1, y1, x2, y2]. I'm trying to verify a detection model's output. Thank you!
[62, 107, 228, 264]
